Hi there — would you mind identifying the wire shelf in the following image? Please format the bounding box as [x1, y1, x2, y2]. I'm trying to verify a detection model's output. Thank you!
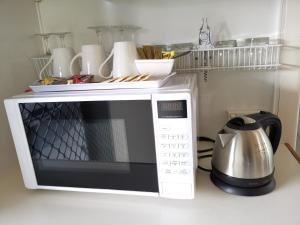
[174, 44, 282, 72]
[31, 45, 282, 78]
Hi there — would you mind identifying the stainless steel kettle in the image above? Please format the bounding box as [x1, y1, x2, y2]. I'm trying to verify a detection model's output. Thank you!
[211, 111, 282, 196]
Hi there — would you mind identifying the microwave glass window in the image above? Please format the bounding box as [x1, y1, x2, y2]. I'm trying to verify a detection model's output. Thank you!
[20, 102, 89, 161]
[19, 101, 158, 192]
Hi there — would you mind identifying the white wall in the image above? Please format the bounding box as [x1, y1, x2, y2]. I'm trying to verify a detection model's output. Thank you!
[37, 0, 282, 138]
[0, 0, 42, 172]
[100, 0, 282, 45]
[198, 70, 275, 138]
[39, 0, 282, 52]
[278, 0, 300, 149]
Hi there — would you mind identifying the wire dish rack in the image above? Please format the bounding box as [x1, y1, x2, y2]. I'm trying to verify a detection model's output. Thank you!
[174, 44, 281, 71]
[31, 44, 282, 78]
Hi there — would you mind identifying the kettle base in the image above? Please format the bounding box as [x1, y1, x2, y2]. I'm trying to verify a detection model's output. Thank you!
[210, 169, 276, 196]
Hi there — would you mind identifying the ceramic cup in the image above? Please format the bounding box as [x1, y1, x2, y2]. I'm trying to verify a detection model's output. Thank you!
[98, 41, 139, 78]
[70, 44, 107, 76]
[39, 47, 79, 79]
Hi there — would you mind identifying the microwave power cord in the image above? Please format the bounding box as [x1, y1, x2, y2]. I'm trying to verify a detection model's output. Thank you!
[197, 136, 215, 172]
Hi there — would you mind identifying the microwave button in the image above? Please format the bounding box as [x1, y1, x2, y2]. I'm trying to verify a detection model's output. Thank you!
[171, 152, 177, 158]
[180, 143, 189, 149]
[170, 143, 177, 149]
[160, 134, 167, 140]
[159, 126, 171, 132]
[170, 161, 179, 166]
[160, 168, 174, 175]
[161, 152, 170, 158]
[179, 161, 190, 166]
[173, 134, 184, 140]
[181, 134, 189, 140]
[162, 152, 175, 158]
[160, 134, 171, 140]
[161, 160, 170, 166]
[160, 143, 165, 149]
[171, 134, 178, 140]
[172, 169, 178, 174]
[162, 168, 190, 175]
[160, 143, 171, 149]
[164, 169, 172, 174]
[179, 169, 190, 175]
[179, 152, 189, 158]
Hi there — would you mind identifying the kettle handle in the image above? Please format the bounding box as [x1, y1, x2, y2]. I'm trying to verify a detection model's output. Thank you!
[248, 111, 282, 153]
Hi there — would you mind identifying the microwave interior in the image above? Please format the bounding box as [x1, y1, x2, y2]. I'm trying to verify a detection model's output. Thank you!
[19, 100, 158, 193]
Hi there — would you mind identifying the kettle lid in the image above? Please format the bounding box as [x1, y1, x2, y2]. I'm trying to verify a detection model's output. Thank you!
[226, 116, 260, 130]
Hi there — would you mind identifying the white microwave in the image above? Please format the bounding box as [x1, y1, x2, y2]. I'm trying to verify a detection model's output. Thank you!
[4, 74, 198, 199]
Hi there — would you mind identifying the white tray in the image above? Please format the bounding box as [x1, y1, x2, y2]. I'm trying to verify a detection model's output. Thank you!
[30, 73, 176, 93]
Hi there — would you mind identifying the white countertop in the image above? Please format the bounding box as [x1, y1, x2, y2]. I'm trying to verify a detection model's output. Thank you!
[0, 144, 299, 225]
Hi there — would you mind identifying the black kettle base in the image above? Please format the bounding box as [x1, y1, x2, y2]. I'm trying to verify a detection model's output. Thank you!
[210, 170, 276, 196]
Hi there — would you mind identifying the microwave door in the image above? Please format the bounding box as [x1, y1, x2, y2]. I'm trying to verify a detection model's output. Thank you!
[19, 100, 158, 193]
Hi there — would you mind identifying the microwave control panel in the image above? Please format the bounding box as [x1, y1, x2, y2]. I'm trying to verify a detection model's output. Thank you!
[153, 98, 195, 199]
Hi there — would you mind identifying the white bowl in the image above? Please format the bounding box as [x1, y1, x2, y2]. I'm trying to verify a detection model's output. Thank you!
[135, 59, 174, 76]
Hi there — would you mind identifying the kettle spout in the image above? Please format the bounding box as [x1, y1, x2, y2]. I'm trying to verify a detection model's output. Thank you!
[218, 133, 236, 147]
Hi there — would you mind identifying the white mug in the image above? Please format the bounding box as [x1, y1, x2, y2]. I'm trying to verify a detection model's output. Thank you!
[99, 41, 138, 78]
[39, 47, 78, 79]
[70, 44, 107, 76]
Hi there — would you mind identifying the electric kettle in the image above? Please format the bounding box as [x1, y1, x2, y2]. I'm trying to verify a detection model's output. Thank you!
[211, 111, 282, 196]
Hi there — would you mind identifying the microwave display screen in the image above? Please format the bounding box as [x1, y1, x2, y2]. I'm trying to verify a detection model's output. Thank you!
[157, 100, 187, 118]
